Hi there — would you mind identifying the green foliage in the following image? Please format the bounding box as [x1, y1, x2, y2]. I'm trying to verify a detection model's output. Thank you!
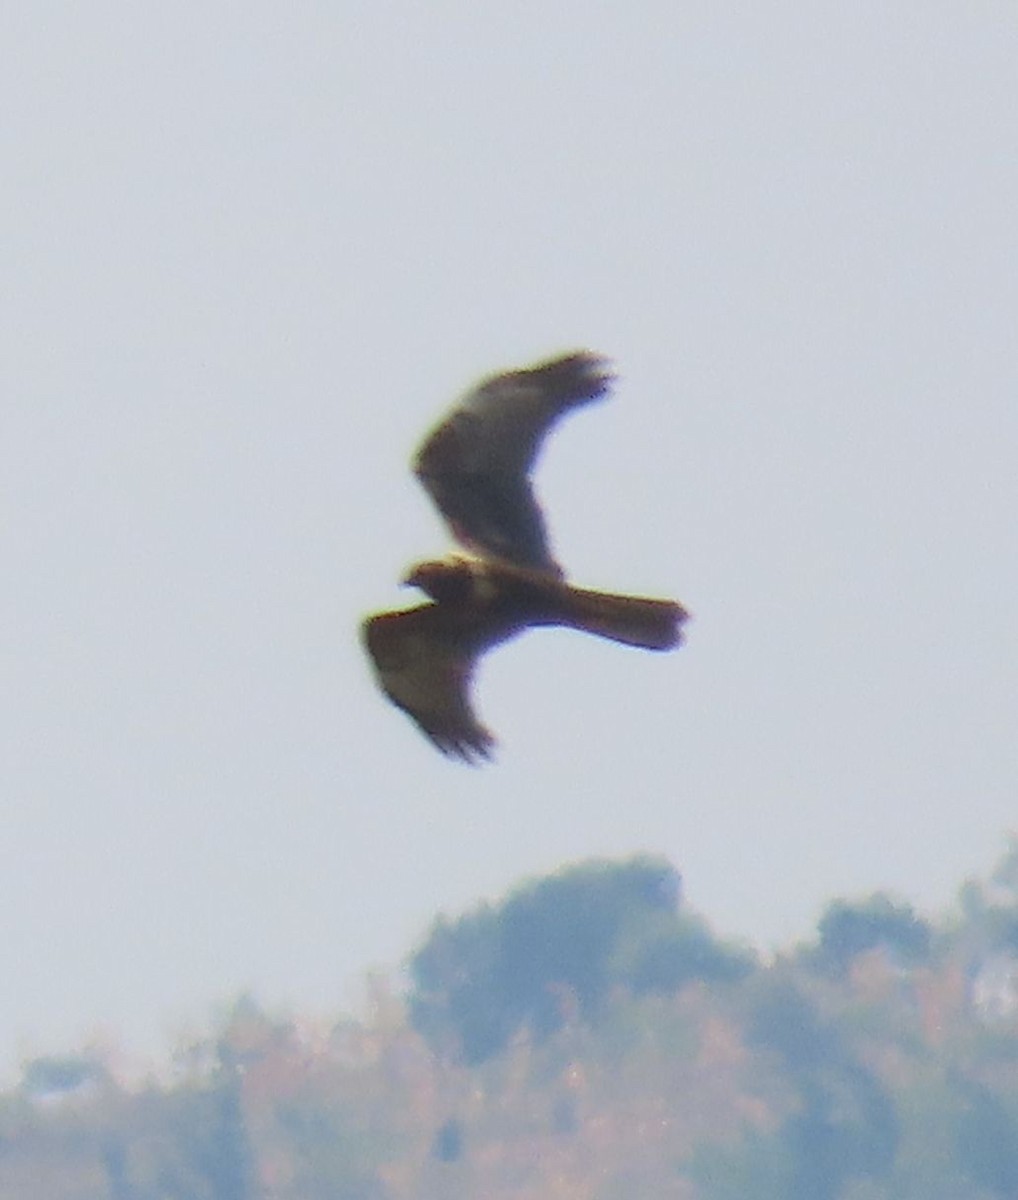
[780, 1070, 898, 1199]
[953, 1079, 1018, 1198]
[744, 976, 840, 1068]
[408, 855, 747, 1064]
[408, 902, 512, 1062]
[155, 1070, 255, 1200]
[813, 892, 932, 975]
[742, 976, 899, 1197]
[20, 1056, 106, 1098]
[620, 911, 755, 995]
[11, 847, 1018, 1199]
[990, 835, 1018, 898]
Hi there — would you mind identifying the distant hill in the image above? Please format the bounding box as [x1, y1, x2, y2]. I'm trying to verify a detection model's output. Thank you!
[4, 843, 1018, 1199]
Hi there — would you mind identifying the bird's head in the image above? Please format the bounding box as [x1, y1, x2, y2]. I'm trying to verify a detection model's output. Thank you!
[402, 558, 475, 604]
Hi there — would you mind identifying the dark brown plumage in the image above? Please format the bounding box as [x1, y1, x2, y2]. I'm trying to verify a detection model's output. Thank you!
[363, 558, 686, 763]
[362, 351, 689, 762]
[413, 351, 613, 577]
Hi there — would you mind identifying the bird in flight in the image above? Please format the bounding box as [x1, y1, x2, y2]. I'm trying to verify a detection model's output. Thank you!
[362, 352, 688, 762]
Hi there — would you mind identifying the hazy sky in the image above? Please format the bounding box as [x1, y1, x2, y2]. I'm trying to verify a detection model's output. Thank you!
[4, 4, 1018, 1073]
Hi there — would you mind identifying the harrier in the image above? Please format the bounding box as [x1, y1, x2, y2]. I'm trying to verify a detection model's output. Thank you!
[362, 352, 688, 762]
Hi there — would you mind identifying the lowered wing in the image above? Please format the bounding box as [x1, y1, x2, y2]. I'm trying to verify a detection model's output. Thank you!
[362, 602, 519, 764]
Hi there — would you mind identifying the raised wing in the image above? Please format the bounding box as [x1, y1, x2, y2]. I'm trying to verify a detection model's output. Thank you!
[413, 351, 613, 576]
[361, 602, 521, 764]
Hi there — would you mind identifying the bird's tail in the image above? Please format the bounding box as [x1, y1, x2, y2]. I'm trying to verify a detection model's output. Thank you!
[558, 585, 688, 651]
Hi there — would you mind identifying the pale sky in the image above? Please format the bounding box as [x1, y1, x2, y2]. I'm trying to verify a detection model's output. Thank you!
[4, 3, 1018, 1072]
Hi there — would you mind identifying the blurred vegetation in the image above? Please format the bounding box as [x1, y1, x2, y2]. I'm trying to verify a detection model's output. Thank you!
[6, 841, 1018, 1199]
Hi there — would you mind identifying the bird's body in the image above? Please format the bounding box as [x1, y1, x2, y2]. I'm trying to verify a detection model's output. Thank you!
[361, 351, 689, 762]
[363, 557, 685, 762]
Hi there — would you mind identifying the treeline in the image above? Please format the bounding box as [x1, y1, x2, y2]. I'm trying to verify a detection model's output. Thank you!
[5, 843, 1018, 1198]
